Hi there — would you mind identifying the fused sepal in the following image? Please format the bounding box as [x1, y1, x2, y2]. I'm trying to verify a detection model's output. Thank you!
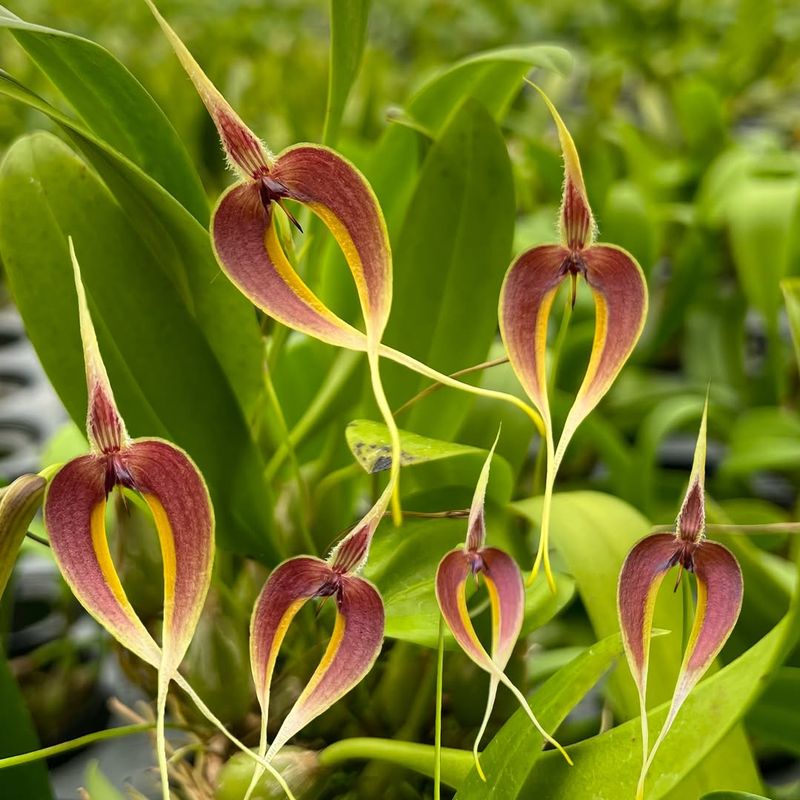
[246, 556, 384, 798]
[435, 548, 571, 770]
[616, 533, 676, 770]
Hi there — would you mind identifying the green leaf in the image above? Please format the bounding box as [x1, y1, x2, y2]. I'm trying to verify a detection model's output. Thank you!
[521, 617, 794, 799]
[700, 794, 771, 800]
[82, 761, 125, 800]
[722, 407, 800, 476]
[0, 132, 276, 561]
[345, 419, 513, 502]
[364, 517, 573, 649]
[381, 99, 515, 439]
[781, 277, 800, 369]
[512, 491, 762, 797]
[0, 70, 263, 417]
[323, 0, 371, 145]
[746, 667, 800, 756]
[0, 5, 208, 223]
[455, 633, 625, 798]
[0, 654, 52, 798]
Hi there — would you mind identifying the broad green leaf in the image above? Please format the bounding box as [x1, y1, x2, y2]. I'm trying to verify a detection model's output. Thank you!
[781, 277, 800, 369]
[746, 667, 800, 756]
[345, 419, 513, 502]
[82, 761, 126, 800]
[0, 654, 52, 798]
[407, 45, 572, 135]
[601, 181, 658, 277]
[0, 70, 263, 417]
[0, 5, 208, 223]
[323, 0, 371, 145]
[0, 133, 276, 561]
[455, 633, 625, 798]
[512, 491, 761, 797]
[722, 407, 800, 476]
[364, 518, 574, 649]
[628, 394, 707, 517]
[521, 616, 794, 799]
[381, 99, 515, 439]
[701, 794, 771, 800]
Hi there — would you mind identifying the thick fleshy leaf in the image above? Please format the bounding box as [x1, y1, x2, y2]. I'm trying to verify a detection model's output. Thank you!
[0, 5, 208, 222]
[0, 474, 46, 600]
[323, 0, 371, 145]
[554, 244, 648, 467]
[617, 533, 676, 766]
[639, 542, 744, 799]
[435, 549, 570, 764]
[498, 244, 567, 423]
[530, 83, 594, 250]
[267, 574, 384, 759]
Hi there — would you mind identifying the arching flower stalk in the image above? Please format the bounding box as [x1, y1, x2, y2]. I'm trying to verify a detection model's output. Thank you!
[43, 241, 292, 800]
[499, 85, 648, 591]
[244, 483, 390, 798]
[617, 399, 743, 800]
[435, 435, 572, 780]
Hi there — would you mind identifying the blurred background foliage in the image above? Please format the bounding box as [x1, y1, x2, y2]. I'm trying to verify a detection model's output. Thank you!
[1, 0, 800, 797]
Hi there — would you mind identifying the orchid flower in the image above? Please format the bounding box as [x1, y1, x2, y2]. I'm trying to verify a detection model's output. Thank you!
[244, 482, 390, 798]
[435, 435, 572, 781]
[617, 399, 743, 800]
[40, 241, 214, 800]
[499, 85, 648, 590]
[144, 2, 546, 511]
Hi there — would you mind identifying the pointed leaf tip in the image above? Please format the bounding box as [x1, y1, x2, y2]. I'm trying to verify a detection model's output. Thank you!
[69, 238, 127, 454]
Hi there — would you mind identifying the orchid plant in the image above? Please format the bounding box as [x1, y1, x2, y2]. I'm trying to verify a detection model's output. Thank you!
[0, 2, 796, 799]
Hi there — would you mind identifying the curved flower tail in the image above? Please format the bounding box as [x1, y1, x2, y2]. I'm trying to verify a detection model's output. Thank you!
[0, 474, 47, 600]
[246, 557, 384, 797]
[499, 88, 648, 590]
[44, 242, 215, 800]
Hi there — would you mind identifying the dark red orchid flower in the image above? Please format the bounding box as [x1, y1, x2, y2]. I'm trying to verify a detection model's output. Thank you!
[618, 400, 743, 800]
[435, 435, 572, 780]
[499, 86, 648, 590]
